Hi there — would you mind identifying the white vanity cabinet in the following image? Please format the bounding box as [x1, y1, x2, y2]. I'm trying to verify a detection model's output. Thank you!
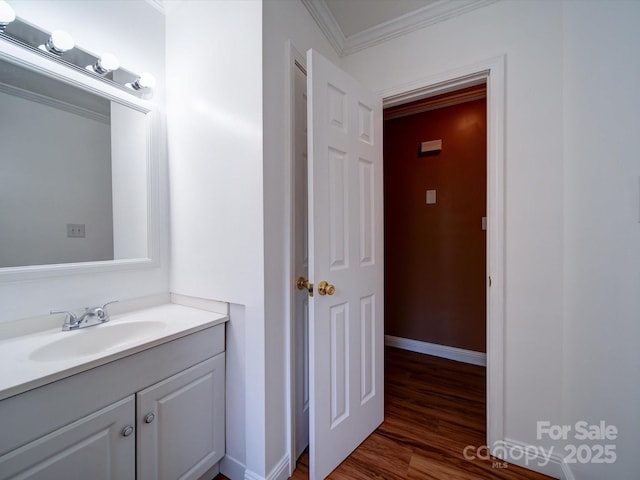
[137, 354, 225, 480]
[0, 396, 136, 479]
[0, 321, 226, 480]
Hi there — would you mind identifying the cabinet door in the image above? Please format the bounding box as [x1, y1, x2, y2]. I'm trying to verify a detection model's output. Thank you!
[137, 354, 225, 480]
[0, 396, 135, 480]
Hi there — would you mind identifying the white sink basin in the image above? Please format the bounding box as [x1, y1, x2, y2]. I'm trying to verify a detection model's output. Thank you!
[29, 320, 168, 362]
[0, 303, 228, 401]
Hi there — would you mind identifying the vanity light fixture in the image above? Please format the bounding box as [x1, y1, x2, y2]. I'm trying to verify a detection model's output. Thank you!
[41, 29, 75, 55]
[0, 11, 153, 98]
[130, 72, 156, 91]
[0, 0, 16, 32]
[88, 52, 120, 75]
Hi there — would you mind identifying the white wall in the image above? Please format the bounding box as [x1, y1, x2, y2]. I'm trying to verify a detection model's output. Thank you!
[562, 2, 640, 479]
[0, 0, 169, 322]
[0, 91, 113, 267]
[164, 1, 266, 478]
[167, 0, 338, 478]
[343, 0, 640, 477]
[343, 0, 565, 452]
[262, 0, 340, 476]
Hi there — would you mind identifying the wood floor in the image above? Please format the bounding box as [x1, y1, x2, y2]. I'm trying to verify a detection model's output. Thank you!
[216, 347, 555, 480]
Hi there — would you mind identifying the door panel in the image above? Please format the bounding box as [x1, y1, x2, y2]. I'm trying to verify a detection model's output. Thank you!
[137, 355, 225, 480]
[0, 396, 135, 480]
[307, 49, 383, 480]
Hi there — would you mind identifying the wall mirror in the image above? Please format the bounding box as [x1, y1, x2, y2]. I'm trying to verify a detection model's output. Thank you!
[0, 39, 157, 279]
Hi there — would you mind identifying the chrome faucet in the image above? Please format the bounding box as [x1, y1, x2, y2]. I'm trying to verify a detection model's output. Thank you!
[51, 300, 118, 331]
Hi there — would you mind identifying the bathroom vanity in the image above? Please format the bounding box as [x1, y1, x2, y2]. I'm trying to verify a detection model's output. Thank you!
[0, 5, 227, 479]
[0, 304, 228, 480]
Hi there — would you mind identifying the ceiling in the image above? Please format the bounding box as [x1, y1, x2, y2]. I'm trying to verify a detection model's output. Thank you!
[324, 0, 439, 38]
[302, 0, 497, 57]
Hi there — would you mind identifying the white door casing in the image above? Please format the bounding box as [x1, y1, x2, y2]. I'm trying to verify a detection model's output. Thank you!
[293, 56, 310, 460]
[306, 49, 384, 480]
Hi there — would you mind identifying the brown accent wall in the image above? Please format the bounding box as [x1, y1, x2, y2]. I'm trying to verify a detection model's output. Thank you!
[384, 97, 487, 353]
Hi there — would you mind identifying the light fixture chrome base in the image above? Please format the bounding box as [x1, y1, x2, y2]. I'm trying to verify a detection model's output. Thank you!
[0, 17, 152, 98]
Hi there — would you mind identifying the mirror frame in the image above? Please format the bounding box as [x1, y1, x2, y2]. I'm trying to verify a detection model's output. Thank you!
[0, 39, 160, 281]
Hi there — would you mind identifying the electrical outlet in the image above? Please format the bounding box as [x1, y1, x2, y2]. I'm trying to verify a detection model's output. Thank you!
[67, 224, 85, 238]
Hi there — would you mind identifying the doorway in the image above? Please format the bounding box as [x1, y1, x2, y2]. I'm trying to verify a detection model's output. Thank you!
[383, 84, 487, 359]
[286, 48, 506, 475]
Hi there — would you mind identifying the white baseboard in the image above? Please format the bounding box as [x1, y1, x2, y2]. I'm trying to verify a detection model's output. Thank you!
[499, 438, 573, 480]
[385, 335, 487, 366]
[220, 454, 289, 480]
[267, 454, 290, 480]
[220, 454, 246, 480]
[244, 469, 263, 480]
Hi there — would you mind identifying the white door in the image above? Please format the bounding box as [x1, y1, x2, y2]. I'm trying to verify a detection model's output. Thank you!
[306, 49, 384, 480]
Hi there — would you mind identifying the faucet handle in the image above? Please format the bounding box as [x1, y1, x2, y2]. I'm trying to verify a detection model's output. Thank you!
[101, 300, 119, 310]
[93, 300, 118, 322]
[50, 310, 77, 321]
[51, 310, 79, 329]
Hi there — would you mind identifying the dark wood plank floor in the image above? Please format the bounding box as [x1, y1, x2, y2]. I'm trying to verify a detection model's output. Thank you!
[217, 347, 555, 480]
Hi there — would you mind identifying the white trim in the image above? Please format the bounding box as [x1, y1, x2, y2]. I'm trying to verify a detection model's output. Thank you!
[380, 54, 506, 452]
[284, 40, 307, 480]
[560, 460, 576, 480]
[499, 438, 571, 480]
[244, 469, 264, 480]
[220, 454, 246, 480]
[302, 0, 497, 57]
[170, 293, 229, 315]
[300, 0, 346, 56]
[0, 39, 160, 282]
[0, 82, 109, 124]
[385, 335, 486, 366]
[343, 0, 498, 56]
[267, 454, 290, 480]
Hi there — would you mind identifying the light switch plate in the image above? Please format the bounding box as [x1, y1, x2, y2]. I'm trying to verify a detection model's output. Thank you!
[426, 190, 436, 204]
[482, 217, 487, 230]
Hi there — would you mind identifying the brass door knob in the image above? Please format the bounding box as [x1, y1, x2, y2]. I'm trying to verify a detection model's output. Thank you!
[318, 281, 335, 296]
[297, 276, 314, 296]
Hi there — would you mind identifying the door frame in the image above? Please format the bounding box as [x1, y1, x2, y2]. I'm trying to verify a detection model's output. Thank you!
[379, 55, 506, 451]
[284, 47, 506, 473]
[284, 41, 308, 476]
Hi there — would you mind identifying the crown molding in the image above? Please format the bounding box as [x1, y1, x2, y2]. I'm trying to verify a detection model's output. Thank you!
[301, 0, 346, 55]
[303, 0, 498, 57]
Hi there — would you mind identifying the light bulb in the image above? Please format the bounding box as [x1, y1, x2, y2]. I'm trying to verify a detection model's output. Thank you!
[44, 29, 74, 55]
[131, 72, 156, 90]
[90, 52, 120, 74]
[0, 1, 16, 31]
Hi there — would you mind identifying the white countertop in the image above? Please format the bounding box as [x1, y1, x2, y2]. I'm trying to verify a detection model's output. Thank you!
[0, 303, 228, 401]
